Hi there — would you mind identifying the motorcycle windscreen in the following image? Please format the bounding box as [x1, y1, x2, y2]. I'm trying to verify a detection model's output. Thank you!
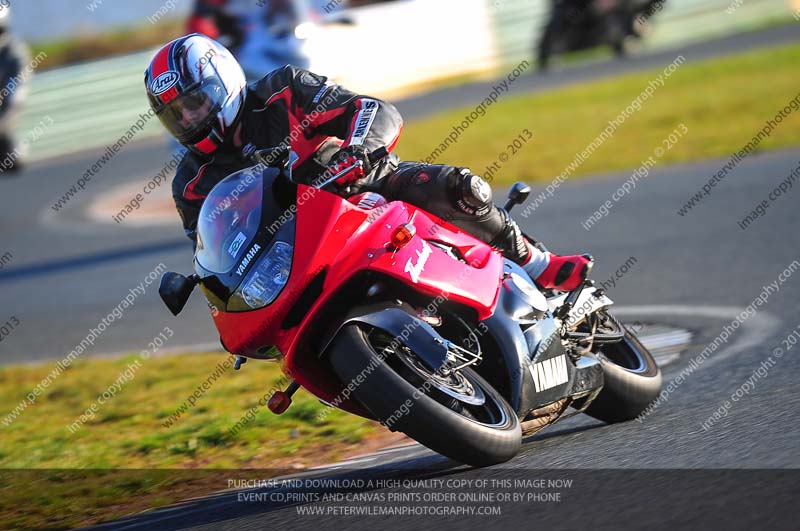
[195, 166, 264, 275]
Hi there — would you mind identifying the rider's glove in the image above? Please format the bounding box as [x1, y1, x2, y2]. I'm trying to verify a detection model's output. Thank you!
[329, 146, 373, 189]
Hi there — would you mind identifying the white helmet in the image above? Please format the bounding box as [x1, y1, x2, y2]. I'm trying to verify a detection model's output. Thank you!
[145, 34, 246, 156]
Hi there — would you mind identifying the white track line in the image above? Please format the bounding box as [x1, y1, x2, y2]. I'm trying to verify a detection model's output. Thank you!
[613, 305, 781, 371]
[90, 304, 780, 529]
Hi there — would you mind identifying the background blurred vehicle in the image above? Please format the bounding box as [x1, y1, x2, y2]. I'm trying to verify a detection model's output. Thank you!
[187, 0, 247, 52]
[537, 0, 664, 70]
[237, 0, 312, 81]
[0, 5, 29, 174]
[188, 0, 357, 83]
[187, 0, 309, 82]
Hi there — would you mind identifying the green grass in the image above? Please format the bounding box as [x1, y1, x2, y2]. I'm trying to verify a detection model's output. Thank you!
[396, 42, 800, 184]
[0, 353, 376, 469]
[0, 352, 380, 529]
[30, 19, 186, 70]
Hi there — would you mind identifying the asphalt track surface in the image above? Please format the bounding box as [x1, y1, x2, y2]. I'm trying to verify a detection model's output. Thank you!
[78, 146, 800, 531]
[1, 25, 799, 530]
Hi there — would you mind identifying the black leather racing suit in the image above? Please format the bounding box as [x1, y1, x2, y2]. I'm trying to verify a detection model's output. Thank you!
[171, 65, 529, 264]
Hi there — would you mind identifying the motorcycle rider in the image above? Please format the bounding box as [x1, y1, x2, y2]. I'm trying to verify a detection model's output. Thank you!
[187, 0, 245, 52]
[0, 5, 29, 174]
[144, 34, 592, 291]
[188, 0, 312, 82]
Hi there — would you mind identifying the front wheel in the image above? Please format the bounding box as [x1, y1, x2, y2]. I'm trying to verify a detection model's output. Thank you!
[584, 324, 662, 423]
[327, 325, 521, 467]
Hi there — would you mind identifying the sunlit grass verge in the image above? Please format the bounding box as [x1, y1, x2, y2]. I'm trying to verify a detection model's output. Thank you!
[0, 352, 387, 529]
[397, 42, 800, 184]
[30, 19, 186, 70]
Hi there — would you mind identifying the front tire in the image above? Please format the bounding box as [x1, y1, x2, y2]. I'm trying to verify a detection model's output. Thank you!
[328, 325, 521, 467]
[584, 327, 662, 423]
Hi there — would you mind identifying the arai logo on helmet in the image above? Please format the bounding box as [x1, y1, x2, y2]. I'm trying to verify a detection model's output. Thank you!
[151, 71, 180, 95]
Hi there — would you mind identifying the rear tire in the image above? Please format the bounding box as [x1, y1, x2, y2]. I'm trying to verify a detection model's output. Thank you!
[328, 324, 521, 467]
[584, 327, 662, 423]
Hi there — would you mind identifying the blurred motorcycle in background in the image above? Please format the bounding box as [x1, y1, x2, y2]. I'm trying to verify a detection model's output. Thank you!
[537, 0, 664, 71]
[0, 5, 30, 175]
[188, 0, 354, 83]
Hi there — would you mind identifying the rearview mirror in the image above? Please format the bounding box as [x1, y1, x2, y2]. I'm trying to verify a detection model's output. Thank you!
[159, 272, 199, 316]
[503, 182, 531, 211]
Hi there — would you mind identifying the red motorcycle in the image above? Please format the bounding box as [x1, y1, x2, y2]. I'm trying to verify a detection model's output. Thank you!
[159, 147, 662, 466]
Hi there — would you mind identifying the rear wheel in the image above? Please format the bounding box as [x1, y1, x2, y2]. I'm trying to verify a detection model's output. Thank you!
[328, 325, 521, 467]
[584, 322, 662, 423]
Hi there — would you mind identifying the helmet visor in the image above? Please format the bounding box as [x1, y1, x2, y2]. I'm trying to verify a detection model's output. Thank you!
[156, 79, 226, 144]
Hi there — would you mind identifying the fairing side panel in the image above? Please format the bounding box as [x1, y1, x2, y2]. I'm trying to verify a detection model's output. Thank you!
[481, 262, 580, 416]
[212, 186, 503, 413]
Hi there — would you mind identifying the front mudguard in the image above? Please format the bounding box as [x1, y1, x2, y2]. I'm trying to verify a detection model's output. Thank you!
[320, 301, 449, 372]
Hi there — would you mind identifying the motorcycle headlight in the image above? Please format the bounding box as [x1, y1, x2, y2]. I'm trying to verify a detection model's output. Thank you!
[233, 241, 293, 310]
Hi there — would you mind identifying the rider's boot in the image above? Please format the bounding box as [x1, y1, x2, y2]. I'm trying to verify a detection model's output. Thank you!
[524, 247, 594, 291]
[492, 208, 593, 291]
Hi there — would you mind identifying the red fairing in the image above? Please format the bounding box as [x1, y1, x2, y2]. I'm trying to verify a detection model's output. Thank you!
[211, 186, 503, 414]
